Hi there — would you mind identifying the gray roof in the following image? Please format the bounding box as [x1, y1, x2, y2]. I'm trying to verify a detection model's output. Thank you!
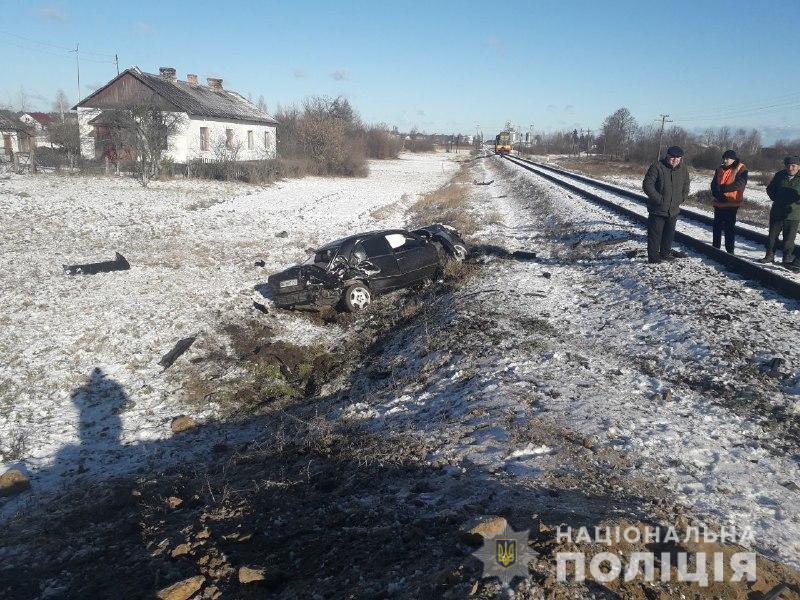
[77, 67, 277, 126]
[0, 112, 32, 134]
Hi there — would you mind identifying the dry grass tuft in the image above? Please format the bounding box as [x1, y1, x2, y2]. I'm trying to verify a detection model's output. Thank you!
[407, 164, 475, 234]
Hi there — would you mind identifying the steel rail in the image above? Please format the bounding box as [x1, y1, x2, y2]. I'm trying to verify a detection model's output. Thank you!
[510, 154, 775, 247]
[501, 154, 800, 301]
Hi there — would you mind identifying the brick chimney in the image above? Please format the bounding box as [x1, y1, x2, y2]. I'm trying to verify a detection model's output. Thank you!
[186, 73, 198, 86]
[207, 77, 223, 90]
[159, 67, 177, 81]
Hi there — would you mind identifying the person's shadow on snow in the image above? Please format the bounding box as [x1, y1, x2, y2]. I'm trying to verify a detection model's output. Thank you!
[52, 367, 129, 479]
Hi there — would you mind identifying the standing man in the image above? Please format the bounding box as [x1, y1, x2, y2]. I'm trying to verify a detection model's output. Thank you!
[642, 146, 691, 263]
[760, 155, 800, 269]
[710, 149, 748, 254]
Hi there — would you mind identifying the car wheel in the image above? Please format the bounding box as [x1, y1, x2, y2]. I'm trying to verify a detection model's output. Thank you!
[451, 244, 468, 262]
[343, 283, 371, 312]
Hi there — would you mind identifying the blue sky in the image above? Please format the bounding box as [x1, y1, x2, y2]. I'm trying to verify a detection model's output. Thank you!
[2, 0, 799, 141]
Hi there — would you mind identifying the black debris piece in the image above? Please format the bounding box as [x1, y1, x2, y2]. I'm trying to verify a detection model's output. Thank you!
[63, 252, 130, 275]
[159, 336, 197, 371]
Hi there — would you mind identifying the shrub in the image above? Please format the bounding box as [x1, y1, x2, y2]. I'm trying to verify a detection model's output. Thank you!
[365, 126, 402, 159]
[405, 137, 436, 153]
[188, 158, 282, 184]
[275, 96, 369, 177]
[690, 147, 721, 170]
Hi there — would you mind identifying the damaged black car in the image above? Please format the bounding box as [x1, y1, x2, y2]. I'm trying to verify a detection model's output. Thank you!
[266, 224, 467, 312]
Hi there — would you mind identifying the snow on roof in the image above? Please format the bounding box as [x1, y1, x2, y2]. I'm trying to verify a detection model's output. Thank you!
[0, 113, 32, 133]
[23, 112, 53, 126]
[76, 67, 278, 126]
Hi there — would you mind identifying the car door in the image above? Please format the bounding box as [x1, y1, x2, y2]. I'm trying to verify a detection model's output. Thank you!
[352, 235, 402, 292]
[386, 232, 439, 285]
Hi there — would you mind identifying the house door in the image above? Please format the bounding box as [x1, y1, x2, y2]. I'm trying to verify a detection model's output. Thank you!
[2, 134, 11, 155]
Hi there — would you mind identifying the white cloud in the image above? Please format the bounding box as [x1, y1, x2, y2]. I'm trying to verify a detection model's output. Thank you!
[292, 68, 306, 79]
[131, 21, 154, 34]
[34, 5, 66, 22]
[484, 36, 505, 55]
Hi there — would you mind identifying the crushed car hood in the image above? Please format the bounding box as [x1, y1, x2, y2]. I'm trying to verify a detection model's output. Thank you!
[267, 264, 342, 287]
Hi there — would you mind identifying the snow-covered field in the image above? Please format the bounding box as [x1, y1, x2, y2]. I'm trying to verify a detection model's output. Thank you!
[486, 157, 800, 567]
[0, 152, 457, 494]
[533, 154, 774, 210]
[5, 151, 800, 596]
[334, 154, 800, 568]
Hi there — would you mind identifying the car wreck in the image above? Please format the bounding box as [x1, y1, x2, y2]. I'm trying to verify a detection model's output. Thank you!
[265, 224, 467, 311]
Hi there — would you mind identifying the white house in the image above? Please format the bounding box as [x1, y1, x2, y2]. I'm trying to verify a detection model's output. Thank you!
[74, 66, 277, 163]
[19, 112, 53, 133]
[0, 113, 35, 158]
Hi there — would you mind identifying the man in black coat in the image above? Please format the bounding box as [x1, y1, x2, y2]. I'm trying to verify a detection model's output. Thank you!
[642, 146, 691, 264]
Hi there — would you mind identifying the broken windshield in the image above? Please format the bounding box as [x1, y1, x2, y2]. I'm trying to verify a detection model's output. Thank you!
[304, 246, 340, 269]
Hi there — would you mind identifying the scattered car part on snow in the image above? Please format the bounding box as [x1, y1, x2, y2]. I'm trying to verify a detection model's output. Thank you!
[159, 336, 197, 370]
[63, 252, 130, 275]
[265, 224, 467, 312]
[473, 179, 494, 186]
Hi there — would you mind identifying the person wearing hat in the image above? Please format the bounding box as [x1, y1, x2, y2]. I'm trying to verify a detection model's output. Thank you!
[710, 150, 748, 254]
[759, 155, 800, 268]
[642, 146, 691, 263]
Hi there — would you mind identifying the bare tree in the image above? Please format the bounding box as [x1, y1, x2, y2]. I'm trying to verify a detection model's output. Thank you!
[48, 120, 80, 167]
[17, 86, 30, 112]
[601, 107, 638, 160]
[104, 99, 181, 186]
[257, 95, 268, 114]
[52, 89, 70, 122]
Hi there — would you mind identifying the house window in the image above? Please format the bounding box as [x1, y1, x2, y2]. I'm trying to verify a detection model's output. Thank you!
[264, 131, 271, 150]
[247, 130, 254, 150]
[226, 129, 234, 150]
[200, 127, 209, 151]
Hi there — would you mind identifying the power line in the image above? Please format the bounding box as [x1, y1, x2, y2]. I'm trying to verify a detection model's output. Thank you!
[673, 90, 800, 119]
[0, 38, 74, 59]
[0, 30, 115, 58]
[0, 38, 115, 65]
[674, 102, 800, 123]
[672, 91, 800, 122]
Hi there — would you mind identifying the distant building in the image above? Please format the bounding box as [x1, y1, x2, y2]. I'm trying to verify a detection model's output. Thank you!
[0, 113, 35, 158]
[74, 66, 277, 163]
[19, 112, 53, 133]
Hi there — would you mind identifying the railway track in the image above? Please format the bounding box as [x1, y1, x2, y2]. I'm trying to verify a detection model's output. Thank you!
[501, 153, 800, 301]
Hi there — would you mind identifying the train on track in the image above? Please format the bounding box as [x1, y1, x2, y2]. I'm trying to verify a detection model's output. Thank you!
[494, 131, 512, 155]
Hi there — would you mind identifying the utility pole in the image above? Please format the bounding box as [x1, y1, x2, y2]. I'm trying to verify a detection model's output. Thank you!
[586, 129, 593, 154]
[655, 114, 673, 162]
[70, 44, 80, 106]
[115, 53, 119, 75]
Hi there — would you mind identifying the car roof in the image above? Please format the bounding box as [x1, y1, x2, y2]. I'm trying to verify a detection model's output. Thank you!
[315, 229, 411, 252]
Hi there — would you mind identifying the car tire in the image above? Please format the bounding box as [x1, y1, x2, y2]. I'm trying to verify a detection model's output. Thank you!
[342, 283, 371, 312]
[434, 241, 467, 263]
[451, 243, 467, 262]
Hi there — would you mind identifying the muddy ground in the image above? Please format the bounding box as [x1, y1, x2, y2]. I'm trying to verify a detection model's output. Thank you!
[2, 155, 800, 599]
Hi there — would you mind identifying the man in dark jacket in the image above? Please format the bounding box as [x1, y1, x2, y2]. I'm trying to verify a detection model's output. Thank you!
[642, 146, 691, 263]
[710, 149, 748, 254]
[759, 155, 800, 268]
